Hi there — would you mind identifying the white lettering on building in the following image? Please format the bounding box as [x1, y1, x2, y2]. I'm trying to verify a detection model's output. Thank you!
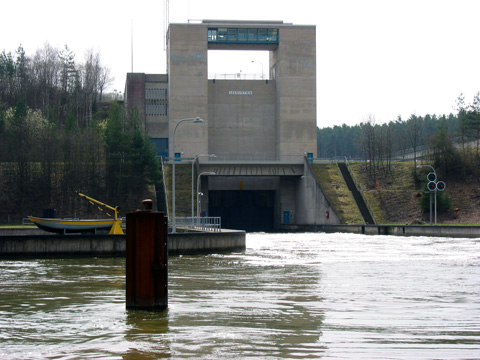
[229, 91, 253, 95]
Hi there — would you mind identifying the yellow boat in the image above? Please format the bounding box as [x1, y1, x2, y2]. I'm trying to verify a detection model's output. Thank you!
[28, 193, 124, 235]
[28, 216, 118, 234]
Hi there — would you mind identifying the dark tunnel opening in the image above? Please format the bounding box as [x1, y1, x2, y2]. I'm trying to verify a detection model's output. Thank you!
[209, 190, 275, 232]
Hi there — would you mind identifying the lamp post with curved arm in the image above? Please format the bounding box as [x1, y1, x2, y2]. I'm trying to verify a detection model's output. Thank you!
[251, 60, 264, 80]
[191, 154, 216, 219]
[197, 172, 215, 218]
[171, 117, 204, 233]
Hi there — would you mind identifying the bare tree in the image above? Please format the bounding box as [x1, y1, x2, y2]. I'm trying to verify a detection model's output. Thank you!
[360, 115, 377, 182]
[98, 66, 114, 101]
[31, 43, 61, 117]
[407, 114, 422, 169]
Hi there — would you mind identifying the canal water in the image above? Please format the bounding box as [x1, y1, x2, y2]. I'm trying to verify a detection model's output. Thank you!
[0, 233, 479, 359]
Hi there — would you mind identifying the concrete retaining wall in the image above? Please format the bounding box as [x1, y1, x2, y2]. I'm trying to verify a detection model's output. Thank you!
[168, 231, 246, 255]
[0, 235, 126, 256]
[0, 230, 246, 257]
[280, 224, 480, 238]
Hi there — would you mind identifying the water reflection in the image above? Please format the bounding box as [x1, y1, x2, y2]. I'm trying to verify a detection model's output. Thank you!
[168, 251, 325, 358]
[124, 310, 170, 359]
[0, 233, 479, 359]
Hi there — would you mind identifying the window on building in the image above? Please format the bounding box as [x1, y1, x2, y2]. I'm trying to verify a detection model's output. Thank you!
[238, 28, 248, 42]
[258, 29, 268, 42]
[150, 138, 169, 158]
[208, 27, 279, 44]
[227, 28, 237, 42]
[145, 87, 168, 116]
[217, 28, 227, 41]
[207, 29, 217, 41]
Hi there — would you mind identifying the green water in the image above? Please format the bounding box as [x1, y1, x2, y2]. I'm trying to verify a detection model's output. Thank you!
[1, 233, 479, 359]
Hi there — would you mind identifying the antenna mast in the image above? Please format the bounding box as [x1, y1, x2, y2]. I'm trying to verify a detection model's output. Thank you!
[164, 0, 169, 51]
[131, 19, 133, 73]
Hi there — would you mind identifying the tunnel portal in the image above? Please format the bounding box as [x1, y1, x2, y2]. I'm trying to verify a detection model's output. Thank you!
[209, 190, 275, 232]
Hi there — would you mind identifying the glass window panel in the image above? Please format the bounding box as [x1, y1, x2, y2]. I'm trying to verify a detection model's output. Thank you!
[227, 28, 237, 42]
[238, 28, 247, 42]
[268, 29, 278, 42]
[248, 28, 256, 42]
[258, 29, 268, 42]
[208, 29, 217, 41]
[217, 28, 227, 41]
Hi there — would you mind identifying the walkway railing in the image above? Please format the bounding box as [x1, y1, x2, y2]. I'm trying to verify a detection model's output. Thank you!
[174, 217, 222, 232]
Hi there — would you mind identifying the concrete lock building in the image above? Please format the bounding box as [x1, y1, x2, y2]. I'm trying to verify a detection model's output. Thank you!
[125, 20, 340, 231]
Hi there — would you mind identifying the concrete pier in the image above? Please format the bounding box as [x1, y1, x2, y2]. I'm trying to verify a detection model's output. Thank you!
[0, 229, 246, 257]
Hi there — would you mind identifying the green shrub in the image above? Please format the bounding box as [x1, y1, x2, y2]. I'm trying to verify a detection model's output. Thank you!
[419, 186, 452, 213]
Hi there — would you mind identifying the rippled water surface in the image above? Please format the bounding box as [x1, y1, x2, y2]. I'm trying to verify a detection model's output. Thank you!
[1, 233, 479, 359]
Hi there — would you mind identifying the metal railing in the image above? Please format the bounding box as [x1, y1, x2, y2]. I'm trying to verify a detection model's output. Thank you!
[165, 154, 306, 163]
[174, 217, 222, 232]
[209, 73, 268, 80]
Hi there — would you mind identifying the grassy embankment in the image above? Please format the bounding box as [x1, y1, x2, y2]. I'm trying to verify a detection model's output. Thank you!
[348, 162, 421, 225]
[311, 163, 364, 224]
[325, 161, 480, 225]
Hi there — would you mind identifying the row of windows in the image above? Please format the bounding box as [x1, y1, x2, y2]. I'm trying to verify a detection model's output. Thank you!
[146, 104, 167, 116]
[146, 88, 167, 100]
[208, 28, 279, 44]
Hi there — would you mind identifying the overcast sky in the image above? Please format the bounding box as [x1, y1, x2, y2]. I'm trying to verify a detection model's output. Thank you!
[2, 0, 480, 128]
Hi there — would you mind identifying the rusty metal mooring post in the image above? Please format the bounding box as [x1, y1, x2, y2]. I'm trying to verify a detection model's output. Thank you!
[126, 199, 168, 310]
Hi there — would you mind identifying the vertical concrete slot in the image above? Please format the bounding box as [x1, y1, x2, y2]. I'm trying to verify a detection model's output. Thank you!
[126, 201, 168, 310]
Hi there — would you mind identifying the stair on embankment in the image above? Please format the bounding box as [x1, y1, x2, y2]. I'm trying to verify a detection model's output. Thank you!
[337, 163, 375, 225]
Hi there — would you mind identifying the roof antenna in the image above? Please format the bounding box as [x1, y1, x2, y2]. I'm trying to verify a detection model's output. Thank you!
[164, 0, 169, 52]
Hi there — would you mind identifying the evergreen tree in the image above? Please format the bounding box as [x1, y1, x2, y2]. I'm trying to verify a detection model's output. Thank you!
[430, 117, 462, 177]
[468, 92, 480, 158]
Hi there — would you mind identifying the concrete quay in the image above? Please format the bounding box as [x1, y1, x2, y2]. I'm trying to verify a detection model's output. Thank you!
[0, 229, 246, 257]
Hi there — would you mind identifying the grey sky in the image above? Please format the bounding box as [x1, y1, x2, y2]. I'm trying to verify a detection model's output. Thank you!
[2, 0, 479, 127]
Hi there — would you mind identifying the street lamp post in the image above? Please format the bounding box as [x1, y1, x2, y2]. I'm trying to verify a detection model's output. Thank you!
[417, 164, 437, 225]
[197, 172, 215, 218]
[301, 175, 317, 230]
[191, 154, 216, 218]
[172, 117, 204, 233]
[251, 60, 264, 80]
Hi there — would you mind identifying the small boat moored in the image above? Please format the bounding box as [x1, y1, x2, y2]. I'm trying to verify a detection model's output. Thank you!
[28, 192, 124, 235]
[28, 216, 118, 234]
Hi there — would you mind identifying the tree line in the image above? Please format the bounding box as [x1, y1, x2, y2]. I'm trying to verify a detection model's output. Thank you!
[1, 43, 112, 128]
[317, 92, 480, 181]
[0, 44, 160, 224]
